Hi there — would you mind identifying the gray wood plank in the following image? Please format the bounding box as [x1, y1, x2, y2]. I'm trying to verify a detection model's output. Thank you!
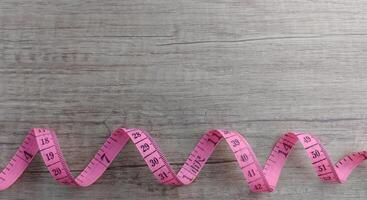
[0, 0, 366, 199]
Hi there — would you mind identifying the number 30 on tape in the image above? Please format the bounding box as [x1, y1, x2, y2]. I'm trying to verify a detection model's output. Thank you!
[0, 127, 366, 192]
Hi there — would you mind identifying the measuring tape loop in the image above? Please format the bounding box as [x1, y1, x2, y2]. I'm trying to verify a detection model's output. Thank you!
[0, 128, 365, 191]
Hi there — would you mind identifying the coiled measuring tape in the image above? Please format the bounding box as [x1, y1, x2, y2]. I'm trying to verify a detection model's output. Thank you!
[0, 127, 366, 191]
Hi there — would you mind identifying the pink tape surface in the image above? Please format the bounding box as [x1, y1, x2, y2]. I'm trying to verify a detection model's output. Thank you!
[0, 128, 366, 192]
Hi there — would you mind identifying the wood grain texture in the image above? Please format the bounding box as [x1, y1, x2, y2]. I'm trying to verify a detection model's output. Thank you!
[0, 0, 367, 199]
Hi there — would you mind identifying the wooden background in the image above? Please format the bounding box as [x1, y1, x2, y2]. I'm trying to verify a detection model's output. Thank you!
[0, 0, 366, 199]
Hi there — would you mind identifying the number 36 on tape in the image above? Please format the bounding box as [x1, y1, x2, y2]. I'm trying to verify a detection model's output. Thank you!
[0, 127, 366, 192]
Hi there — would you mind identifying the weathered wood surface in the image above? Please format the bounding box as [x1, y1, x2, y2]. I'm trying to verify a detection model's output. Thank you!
[0, 0, 367, 199]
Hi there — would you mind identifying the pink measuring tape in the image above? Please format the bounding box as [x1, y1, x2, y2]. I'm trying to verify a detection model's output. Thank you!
[0, 127, 366, 191]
